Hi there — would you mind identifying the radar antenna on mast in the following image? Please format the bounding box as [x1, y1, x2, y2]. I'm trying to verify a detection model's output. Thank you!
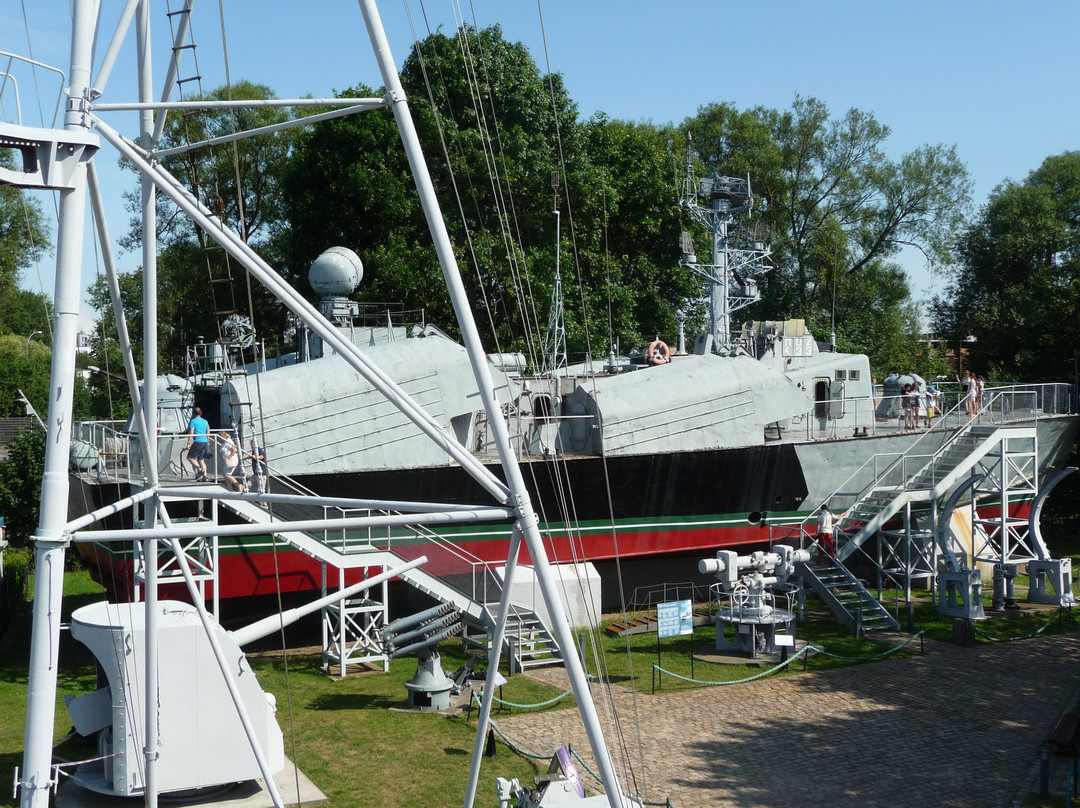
[679, 133, 772, 354]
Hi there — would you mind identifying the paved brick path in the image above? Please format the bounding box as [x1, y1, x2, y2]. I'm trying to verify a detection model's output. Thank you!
[495, 633, 1080, 808]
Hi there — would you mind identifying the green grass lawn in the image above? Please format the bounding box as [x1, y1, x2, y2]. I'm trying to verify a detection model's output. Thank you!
[3, 569, 1079, 808]
[0, 573, 559, 808]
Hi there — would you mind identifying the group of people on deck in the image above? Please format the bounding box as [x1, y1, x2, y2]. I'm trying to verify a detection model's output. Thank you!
[893, 371, 987, 430]
[184, 406, 267, 492]
[958, 369, 985, 417]
[898, 381, 940, 430]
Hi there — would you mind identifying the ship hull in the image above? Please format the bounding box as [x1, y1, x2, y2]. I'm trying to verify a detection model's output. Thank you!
[73, 413, 1079, 603]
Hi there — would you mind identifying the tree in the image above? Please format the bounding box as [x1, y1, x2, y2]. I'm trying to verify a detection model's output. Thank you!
[85, 271, 142, 420]
[0, 153, 50, 298]
[575, 116, 691, 352]
[280, 26, 692, 363]
[0, 426, 45, 548]
[683, 96, 971, 372]
[933, 152, 1080, 381]
[115, 81, 297, 368]
[0, 290, 52, 342]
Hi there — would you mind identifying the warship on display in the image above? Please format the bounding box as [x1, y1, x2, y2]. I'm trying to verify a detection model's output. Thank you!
[67, 172, 1079, 603]
[5, 1, 1079, 807]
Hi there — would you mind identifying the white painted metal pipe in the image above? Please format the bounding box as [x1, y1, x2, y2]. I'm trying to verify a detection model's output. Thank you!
[355, 2, 628, 803]
[20, 4, 98, 804]
[230, 555, 427, 647]
[71, 506, 513, 543]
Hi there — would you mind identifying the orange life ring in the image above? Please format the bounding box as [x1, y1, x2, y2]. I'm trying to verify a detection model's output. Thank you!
[647, 340, 670, 365]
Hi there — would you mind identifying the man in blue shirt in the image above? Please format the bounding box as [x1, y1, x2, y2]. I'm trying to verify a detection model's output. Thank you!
[185, 406, 210, 481]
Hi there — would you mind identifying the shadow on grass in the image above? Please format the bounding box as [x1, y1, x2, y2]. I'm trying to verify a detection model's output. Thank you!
[305, 691, 396, 711]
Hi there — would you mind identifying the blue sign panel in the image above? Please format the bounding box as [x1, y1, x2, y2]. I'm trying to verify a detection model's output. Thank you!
[657, 599, 693, 638]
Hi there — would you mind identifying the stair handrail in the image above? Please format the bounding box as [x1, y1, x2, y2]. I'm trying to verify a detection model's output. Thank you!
[318, 503, 542, 634]
[796, 388, 987, 541]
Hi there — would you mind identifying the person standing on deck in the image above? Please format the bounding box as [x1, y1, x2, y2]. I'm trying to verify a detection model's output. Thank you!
[816, 504, 837, 565]
[925, 386, 940, 427]
[219, 432, 244, 492]
[185, 406, 210, 481]
[959, 370, 974, 416]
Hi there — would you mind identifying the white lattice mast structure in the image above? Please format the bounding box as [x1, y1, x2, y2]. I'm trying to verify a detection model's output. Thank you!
[679, 133, 772, 353]
[543, 171, 568, 375]
[7, 2, 632, 808]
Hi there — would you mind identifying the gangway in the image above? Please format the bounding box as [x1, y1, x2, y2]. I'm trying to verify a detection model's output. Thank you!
[155, 485, 563, 674]
[797, 392, 1071, 631]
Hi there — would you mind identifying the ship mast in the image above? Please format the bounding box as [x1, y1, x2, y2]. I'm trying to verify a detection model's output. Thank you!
[543, 171, 567, 375]
[679, 132, 772, 353]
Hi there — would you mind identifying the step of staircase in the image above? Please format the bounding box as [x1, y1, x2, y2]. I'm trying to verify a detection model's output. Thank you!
[801, 558, 899, 635]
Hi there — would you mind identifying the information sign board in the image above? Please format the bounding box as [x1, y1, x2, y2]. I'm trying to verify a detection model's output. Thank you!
[656, 599, 693, 638]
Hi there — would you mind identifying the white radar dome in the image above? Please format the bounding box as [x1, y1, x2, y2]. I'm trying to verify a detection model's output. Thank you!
[309, 246, 363, 296]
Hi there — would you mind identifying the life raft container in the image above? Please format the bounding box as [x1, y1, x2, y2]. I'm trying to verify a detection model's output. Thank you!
[646, 340, 670, 365]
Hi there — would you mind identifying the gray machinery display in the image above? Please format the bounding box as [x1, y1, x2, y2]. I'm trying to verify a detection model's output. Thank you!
[61, 560, 423, 798]
[380, 603, 466, 710]
[496, 746, 645, 808]
[699, 544, 810, 658]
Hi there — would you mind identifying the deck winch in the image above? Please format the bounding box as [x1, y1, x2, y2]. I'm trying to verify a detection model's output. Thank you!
[699, 544, 809, 658]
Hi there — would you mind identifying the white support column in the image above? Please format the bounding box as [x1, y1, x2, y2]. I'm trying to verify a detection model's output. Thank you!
[18, 3, 99, 806]
[356, 2, 627, 804]
[135, 3, 161, 803]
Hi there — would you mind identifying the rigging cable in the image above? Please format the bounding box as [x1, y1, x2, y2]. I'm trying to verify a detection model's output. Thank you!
[459, 0, 545, 359]
[405, 2, 504, 351]
[533, 0, 649, 797]
[213, 2, 302, 804]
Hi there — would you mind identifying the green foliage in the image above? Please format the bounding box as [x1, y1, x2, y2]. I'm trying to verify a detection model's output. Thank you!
[279, 26, 691, 361]
[685, 96, 971, 373]
[2, 547, 30, 613]
[0, 426, 45, 548]
[104, 32, 976, 377]
[0, 334, 51, 418]
[0, 290, 51, 341]
[0, 152, 50, 296]
[109, 81, 297, 376]
[934, 151, 1080, 382]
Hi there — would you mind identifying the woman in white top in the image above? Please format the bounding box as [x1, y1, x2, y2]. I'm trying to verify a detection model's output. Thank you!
[219, 434, 244, 492]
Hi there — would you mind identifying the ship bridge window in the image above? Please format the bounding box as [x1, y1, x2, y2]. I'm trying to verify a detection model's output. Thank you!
[835, 369, 847, 381]
[849, 369, 861, 381]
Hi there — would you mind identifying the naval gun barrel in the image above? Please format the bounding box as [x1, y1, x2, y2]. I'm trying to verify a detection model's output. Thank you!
[383, 602, 456, 636]
[699, 545, 810, 587]
[387, 612, 461, 651]
[388, 622, 463, 659]
[229, 555, 428, 647]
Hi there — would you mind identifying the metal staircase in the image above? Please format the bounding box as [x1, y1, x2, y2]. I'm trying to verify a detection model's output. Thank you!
[214, 493, 562, 671]
[463, 606, 562, 672]
[802, 421, 1034, 632]
[834, 425, 1015, 562]
[800, 556, 899, 632]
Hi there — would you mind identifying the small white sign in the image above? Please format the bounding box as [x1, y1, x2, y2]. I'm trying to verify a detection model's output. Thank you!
[774, 634, 795, 647]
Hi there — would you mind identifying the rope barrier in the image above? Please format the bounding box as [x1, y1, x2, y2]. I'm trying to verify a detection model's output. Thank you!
[652, 645, 813, 685]
[473, 687, 575, 710]
[652, 631, 926, 686]
[802, 630, 925, 661]
[972, 606, 1067, 643]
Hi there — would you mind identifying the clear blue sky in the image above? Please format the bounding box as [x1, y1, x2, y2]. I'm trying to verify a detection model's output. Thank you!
[7, 0, 1080, 328]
